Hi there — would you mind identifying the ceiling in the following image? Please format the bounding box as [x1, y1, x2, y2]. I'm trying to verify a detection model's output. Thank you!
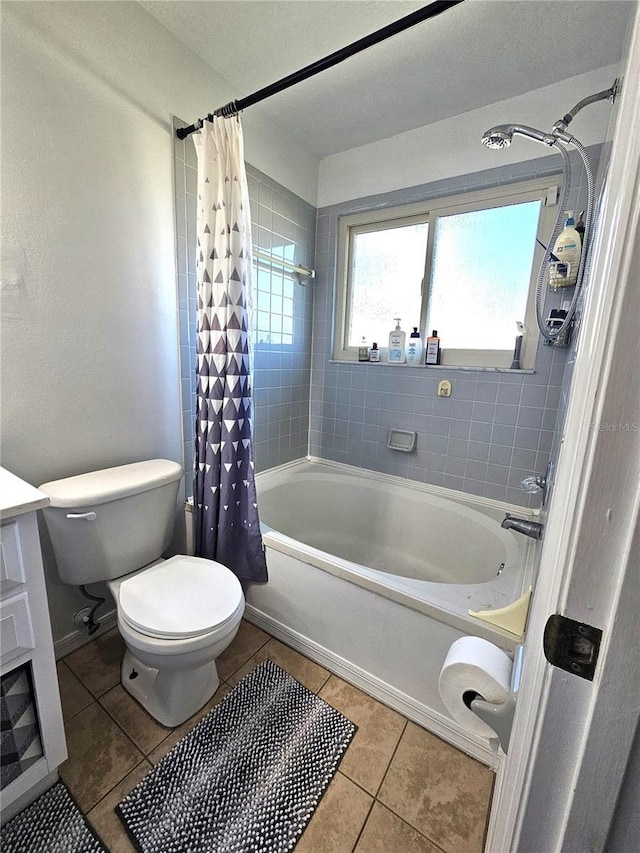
[141, 0, 634, 158]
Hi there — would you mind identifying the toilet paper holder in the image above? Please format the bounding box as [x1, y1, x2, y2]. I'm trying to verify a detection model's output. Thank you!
[466, 643, 525, 754]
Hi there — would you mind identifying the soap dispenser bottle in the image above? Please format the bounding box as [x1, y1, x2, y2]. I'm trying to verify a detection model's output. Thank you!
[388, 319, 406, 363]
[406, 327, 423, 366]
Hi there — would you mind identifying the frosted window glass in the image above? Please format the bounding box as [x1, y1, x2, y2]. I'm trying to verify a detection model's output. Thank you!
[348, 223, 428, 347]
[427, 201, 541, 350]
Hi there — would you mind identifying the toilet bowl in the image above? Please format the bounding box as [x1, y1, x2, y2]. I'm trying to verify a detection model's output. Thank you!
[38, 459, 247, 728]
[108, 555, 244, 726]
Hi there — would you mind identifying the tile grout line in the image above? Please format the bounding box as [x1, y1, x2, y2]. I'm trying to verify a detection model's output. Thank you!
[349, 791, 376, 853]
[95, 691, 168, 758]
[371, 718, 454, 853]
[372, 717, 408, 800]
[84, 757, 151, 819]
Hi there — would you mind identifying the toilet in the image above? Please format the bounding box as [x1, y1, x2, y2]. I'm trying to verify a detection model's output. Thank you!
[39, 459, 244, 727]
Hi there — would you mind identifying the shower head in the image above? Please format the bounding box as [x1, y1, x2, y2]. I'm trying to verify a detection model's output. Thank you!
[481, 124, 556, 150]
[481, 126, 513, 150]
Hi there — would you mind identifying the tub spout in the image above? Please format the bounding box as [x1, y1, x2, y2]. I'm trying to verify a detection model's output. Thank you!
[501, 513, 544, 539]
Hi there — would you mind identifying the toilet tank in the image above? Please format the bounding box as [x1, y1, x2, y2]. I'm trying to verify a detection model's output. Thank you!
[39, 460, 183, 585]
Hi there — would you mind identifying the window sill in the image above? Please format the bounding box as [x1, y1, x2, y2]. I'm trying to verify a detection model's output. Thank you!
[328, 360, 536, 374]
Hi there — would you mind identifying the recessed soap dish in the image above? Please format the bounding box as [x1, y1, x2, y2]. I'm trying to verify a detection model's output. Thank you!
[387, 428, 416, 452]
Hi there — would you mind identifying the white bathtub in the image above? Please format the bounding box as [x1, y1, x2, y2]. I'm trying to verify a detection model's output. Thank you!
[245, 458, 537, 765]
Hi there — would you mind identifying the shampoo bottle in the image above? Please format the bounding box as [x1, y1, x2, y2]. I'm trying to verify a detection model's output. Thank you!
[388, 319, 406, 364]
[369, 342, 380, 362]
[425, 330, 440, 365]
[551, 212, 582, 287]
[406, 327, 423, 366]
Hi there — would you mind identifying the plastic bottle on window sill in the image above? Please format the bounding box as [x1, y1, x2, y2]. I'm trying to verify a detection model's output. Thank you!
[388, 319, 406, 364]
[358, 337, 370, 362]
[369, 342, 380, 362]
[425, 330, 441, 365]
[406, 328, 423, 366]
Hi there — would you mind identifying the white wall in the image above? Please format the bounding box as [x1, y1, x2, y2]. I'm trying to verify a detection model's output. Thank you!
[0, 1, 318, 643]
[318, 65, 619, 208]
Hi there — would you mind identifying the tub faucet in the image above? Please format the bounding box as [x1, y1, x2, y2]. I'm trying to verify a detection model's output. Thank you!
[501, 513, 544, 539]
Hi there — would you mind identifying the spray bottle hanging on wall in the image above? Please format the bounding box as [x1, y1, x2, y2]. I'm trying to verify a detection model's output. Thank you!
[549, 211, 582, 289]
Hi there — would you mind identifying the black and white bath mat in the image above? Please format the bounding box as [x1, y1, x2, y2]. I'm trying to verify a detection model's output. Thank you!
[117, 659, 356, 852]
[0, 781, 107, 853]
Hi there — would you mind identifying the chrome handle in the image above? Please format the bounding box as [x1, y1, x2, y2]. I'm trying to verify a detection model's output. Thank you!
[66, 512, 96, 521]
[521, 474, 547, 494]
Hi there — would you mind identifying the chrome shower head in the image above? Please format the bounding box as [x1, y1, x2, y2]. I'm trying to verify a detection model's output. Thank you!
[481, 126, 514, 150]
[482, 124, 556, 150]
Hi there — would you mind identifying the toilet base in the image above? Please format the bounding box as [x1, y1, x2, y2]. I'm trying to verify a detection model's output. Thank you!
[121, 649, 220, 727]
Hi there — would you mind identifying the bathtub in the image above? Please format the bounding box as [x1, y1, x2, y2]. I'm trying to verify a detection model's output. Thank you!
[244, 458, 537, 766]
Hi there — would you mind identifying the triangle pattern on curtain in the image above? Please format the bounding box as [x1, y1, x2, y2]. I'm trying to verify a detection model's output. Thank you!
[192, 117, 267, 583]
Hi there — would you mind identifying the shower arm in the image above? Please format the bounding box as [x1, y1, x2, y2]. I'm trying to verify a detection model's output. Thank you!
[552, 80, 619, 134]
[482, 81, 616, 342]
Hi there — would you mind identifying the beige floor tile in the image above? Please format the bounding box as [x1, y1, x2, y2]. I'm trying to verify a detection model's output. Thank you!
[56, 660, 93, 721]
[215, 619, 271, 680]
[64, 628, 126, 698]
[296, 771, 373, 853]
[378, 721, 494, 853]
[355, 802, 441, 853]
[319, 676, 406, 796]
[87, 760, 152, 853]
[99, 684, 171, 755]
[60, 702, 144, 812]
[148, 682, 232, 765]
[226, 638, 331, 692]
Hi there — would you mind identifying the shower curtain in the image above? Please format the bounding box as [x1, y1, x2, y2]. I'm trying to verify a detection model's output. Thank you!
[192, 116, 267, 583]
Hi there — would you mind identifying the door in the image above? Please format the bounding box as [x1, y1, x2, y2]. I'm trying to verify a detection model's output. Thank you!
[486, 7, 640, 851]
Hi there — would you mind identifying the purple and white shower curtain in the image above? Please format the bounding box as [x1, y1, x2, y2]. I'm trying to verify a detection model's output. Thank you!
[192, 117, 267, 583]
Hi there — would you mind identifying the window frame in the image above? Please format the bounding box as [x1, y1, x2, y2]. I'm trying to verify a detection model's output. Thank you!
[334, 176, 561, 369]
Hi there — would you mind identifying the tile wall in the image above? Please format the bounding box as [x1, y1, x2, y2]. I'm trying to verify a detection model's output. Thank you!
[173, 118, 316, 495]
[174, 116, 600, 510]
[310, 148, 600, 508]
[246, 165, 316, 473]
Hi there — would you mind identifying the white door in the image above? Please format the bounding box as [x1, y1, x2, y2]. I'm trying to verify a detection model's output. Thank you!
[487, 6, 640, 851]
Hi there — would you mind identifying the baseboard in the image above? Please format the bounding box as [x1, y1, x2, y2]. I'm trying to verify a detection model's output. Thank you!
[244, 604, 500, 769]
[54, 610, 118, 660]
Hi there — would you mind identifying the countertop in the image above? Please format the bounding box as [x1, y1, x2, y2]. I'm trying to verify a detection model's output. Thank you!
[0, 467, 50, 519]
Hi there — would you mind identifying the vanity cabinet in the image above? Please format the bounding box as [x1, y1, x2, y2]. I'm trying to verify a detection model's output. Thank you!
[0, 469, 66, 823]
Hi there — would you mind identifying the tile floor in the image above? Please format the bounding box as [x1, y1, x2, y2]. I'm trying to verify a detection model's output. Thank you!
[56, 620, 494, 853]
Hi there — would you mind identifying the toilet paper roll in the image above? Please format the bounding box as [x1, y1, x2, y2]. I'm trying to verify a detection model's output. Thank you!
[438, 636, 512, 739]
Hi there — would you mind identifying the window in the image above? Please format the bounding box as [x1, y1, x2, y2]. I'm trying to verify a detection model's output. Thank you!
[334, 178, 559, 368]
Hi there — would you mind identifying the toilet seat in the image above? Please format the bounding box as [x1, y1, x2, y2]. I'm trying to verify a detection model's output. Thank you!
[117, 555, 243, 640]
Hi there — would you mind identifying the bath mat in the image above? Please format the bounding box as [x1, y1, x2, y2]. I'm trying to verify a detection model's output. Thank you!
[0, 781, 107, 853]
[117, 659, 356, 852]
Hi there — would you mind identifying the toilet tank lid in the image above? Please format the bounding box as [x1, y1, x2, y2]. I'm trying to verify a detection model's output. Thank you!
[39, 459, 183, 508]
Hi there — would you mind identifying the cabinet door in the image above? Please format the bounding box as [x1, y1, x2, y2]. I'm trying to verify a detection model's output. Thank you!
[0, 593, 35, 667]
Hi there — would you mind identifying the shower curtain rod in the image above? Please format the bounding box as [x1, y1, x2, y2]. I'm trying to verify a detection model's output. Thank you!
[175, 0, 464, 140]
